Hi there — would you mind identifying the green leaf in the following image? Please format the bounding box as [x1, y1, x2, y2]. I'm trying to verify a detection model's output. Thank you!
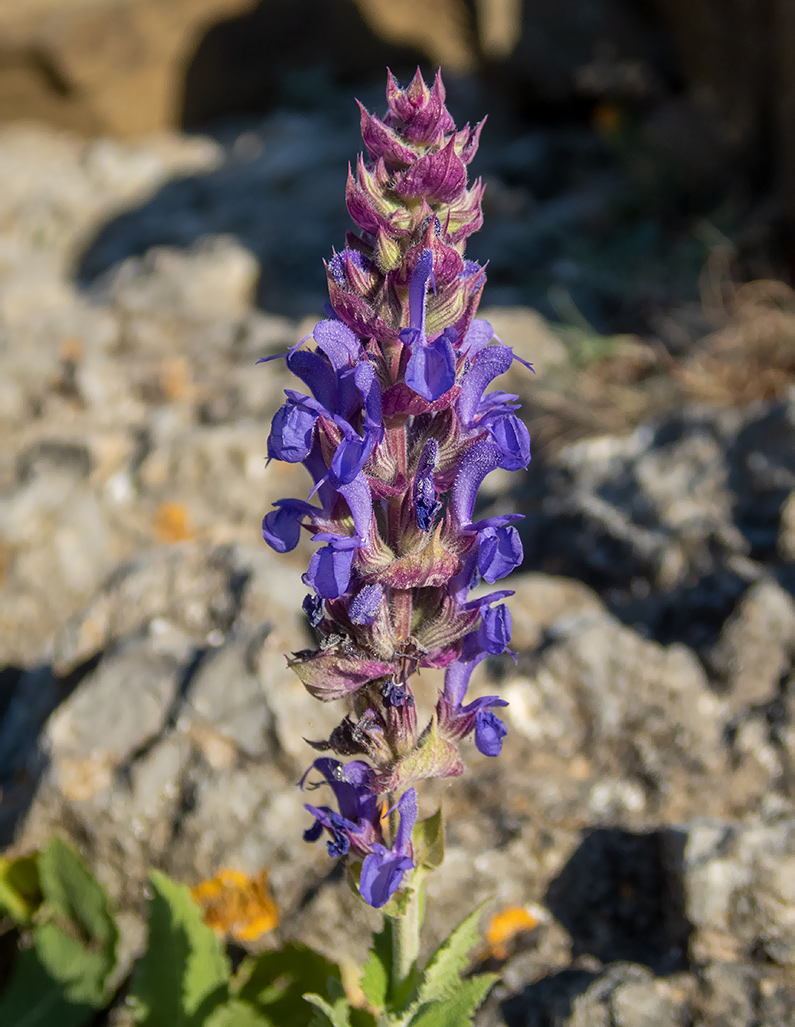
[415, 902, 490, 1006]
[0, 852, 42, 924]
[406, 975, 498, 1027]
[412, 810, 444, 871]
[203, 999, 274, 1027]
[128, 870, 230, 1027]
[359, 921, 391, 1010]
[304, 992, 352, 1027]
[38, 837, 118, 972]
[235, 942, 344, 1027]
[0, 944, 97, 1027]
[35, 921, 113, 1006]
[0, 841, 119, 1026]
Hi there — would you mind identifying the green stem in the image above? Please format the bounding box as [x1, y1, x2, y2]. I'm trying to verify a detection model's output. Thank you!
[390, 884, 421, 997]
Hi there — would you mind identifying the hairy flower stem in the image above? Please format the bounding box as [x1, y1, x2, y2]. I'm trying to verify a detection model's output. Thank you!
[390, 885, 421, 997]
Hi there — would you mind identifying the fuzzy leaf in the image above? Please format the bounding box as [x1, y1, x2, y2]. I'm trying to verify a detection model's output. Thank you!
[412, 810, 444, 870]
[406, 975, 497, 1027]
[416, 902, 490, 1006]
[359, 922, 391, 1009]
[129, 871, 230, 1026]
[0, 852, 42, 924]
[304, 992, 352, 1027]
[235, 943, 343, 1027]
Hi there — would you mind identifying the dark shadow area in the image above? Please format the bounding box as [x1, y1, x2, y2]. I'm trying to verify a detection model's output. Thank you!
[0, 653, 103, 847]
[727, 404, 795, 563]
[179, 0, 437, 130]
[501, 969, 597, 1027]
[544, 828, 690, 974]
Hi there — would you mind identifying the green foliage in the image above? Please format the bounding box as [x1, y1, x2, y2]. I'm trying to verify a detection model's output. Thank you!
[0, 837, 119, 1027]
[414, 902, 489, 1006]
[235, 943, 345, 1027]
[203, 999, 273, 1027]
[412, 811, 444, 872]
[0, 852, 42, 924]
[405, 975, 498, 1027]
[359, 922, 391, 1010]
[129, 871, 230, 1026]
[0, 838, 500, 1027]
[304, 989, 354, 1027]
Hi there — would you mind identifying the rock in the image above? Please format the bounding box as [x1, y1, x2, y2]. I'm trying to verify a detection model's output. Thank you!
[93, 237, 259, 318]
[709, 578, 795, 709]
[503, 963, 691, 1027]
[477, 571, 605, 650]
[778, 490, 795, 560]
[667, 817, 795, 967]
[696, 961, 756, 1027]
[506, 610, 725, 784]
[15, 541, 341, 918]
[0, 0, 255, 136]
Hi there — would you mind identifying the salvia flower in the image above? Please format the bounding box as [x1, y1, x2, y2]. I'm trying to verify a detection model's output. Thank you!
[262, 69, 531, 908]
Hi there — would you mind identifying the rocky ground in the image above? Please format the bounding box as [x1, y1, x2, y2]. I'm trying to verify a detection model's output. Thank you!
[1, 84, 795, 1026]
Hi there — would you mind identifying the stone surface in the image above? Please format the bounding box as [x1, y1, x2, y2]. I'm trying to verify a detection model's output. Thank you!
[709, 578, 795, 709]
[0, 0, 255, 135]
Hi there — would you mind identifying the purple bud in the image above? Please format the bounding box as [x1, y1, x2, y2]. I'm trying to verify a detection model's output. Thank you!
[405, 330, 457, 401]
[305, 542, 355, 599]
[484, 411, 531, 471]
[478, 525, 523, 582]
[396, 136, 466, 204]
[475, 710, 507, 756]
[359, 788, 417, 908]
[267, 395, 319, 463]
[350, 583, 384, 624]
[480, 604, 513, 654]
[262, 498, 322, 553]
[358, 102, 416, 167]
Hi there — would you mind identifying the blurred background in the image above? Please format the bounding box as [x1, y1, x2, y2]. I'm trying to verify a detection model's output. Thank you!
[1, 1, 795, 1024]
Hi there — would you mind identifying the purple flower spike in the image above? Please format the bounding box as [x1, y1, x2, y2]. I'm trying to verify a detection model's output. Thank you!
[478, 525, 523, 582]
[261, 71, 533, 905]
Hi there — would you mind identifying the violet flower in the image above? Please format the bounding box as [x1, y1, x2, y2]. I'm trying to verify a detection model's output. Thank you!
[262, 69, 531, 908]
